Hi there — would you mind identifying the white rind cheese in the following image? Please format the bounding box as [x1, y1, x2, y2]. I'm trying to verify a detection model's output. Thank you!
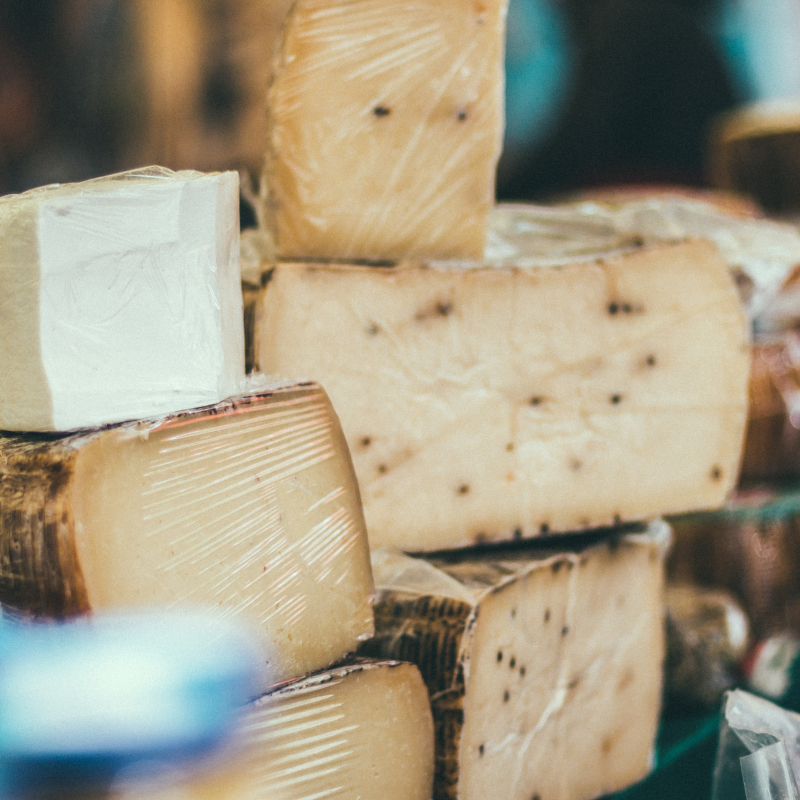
[361, 522, 668, 800]
[114, 660, 434, 800]
[0, 380, 374, 689]
[0, 167, 244, 432]
[253, 211, 750, 551]
[263, 0, 508, 262]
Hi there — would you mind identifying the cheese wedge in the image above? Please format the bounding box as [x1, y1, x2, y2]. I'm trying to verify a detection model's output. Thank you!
[0, 167, 244, 432]
[115, 660, 434, 800]
[253, 208, 750, 551]
[360, 522, 668, 800]
[263, 0, 508, 261]
[0, 380, 374, 687]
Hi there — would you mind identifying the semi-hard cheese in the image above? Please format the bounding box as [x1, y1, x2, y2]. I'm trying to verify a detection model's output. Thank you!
[0, 380, 374, 687]
[0, 167, 244, 432]
[115, 660, 434, 800]
[263, 0, 508, 262]
[254, 208, 750, 551]
[360, 522, 668, 800]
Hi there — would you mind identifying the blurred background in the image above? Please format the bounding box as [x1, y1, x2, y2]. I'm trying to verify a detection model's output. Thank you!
[1, 0, 799, 208]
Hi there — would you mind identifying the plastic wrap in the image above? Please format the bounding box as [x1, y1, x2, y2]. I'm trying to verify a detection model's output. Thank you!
[112, 659, 434, 800]
[664, 585, 749, 710]
[0, 166, 244, 432]
[255, 220, 749, 552]
[0, 378, 374, 690]
[668, 487, 800, 640]
[712, 690, 800, 800]
[262, 0, 508, 262]
[360, 522, 669, 800]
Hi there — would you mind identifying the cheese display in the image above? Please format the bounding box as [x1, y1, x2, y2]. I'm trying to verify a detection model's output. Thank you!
[0, 379, 374, 687]
[0, 167, 244, 432]
[116, 660, 434, 800]
[263, 0, 508, 262]
[360, 522, 668, 800]
[668, 486, 800, 640]
[253, 207, 750, 551]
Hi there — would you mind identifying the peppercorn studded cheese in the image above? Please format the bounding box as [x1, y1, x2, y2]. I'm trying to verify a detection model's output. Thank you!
[253, 206, 750, 552]
[0, 380, 374, 689]
[263, 0, 508, 261]
[116, 660, 434, 800]
[360, 522, 668, 800]
[0, 167, 244, 432]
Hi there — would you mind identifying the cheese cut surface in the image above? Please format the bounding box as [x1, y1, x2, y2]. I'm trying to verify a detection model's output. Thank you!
[0, 380, 374, 688]
[115, 660, 434, 800]
[263, 0, 507, 261]
[254, 212, 750, 551]
[0, 166, 244, 432]
[360, 523, 668, 800]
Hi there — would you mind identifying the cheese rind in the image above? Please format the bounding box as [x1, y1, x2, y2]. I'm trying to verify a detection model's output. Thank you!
[0, 167, 244, 432]
[114, 660, 435, 800]
[361, 523, 668, 800]
[254, 216, 750, 551]
[0, 380, 374, 688]
[263, 0, 507, 261]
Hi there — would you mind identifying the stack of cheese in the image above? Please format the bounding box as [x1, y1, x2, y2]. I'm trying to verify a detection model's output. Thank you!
[0, 167, 435, 799]
[242, 2, 753, 799]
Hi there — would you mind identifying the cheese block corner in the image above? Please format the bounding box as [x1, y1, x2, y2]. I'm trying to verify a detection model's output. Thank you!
[0, 378, 374, 688]
[263, 0, 508, 262]
[254, 208, 751, 551]
[361, 521, 668, 800]
[0, 166, 244, 432]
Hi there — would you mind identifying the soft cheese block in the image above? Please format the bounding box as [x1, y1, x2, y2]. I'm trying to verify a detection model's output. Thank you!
[115, 660, 434, 800]
[263, 0, 508, 262]
[254, 208, 750, 551]
[0, 380, 374, 687]
[0, 167, 244, 432]
[360, 523, 668, 800]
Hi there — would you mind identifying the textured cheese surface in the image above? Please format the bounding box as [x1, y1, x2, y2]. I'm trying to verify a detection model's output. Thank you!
[363, 523, 668, 800]
[115, 660, 434, 800]
[263, 0, 507, 261]
[255, 227, 750, 551]
[0, 381, 374, 688]
[0, 167, 244, 432]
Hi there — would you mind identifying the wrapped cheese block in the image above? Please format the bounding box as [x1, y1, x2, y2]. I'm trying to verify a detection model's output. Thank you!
[668, 486, 800, 640]
[0, 167, 244, 432]
[253, 207, 750, 552]
[115, 660, 434, 800]
[359, 522, 668, 800]
[263, 0, 508, 262]
[0, 379, 374, 688]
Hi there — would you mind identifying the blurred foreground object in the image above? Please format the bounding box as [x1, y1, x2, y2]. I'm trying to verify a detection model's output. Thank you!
[665, 585, 749, 711]
[712, 689, 800, 800]
[710, 100, 800, 216]
[669, 487, 800, 639]
[0, 611, 261, 798]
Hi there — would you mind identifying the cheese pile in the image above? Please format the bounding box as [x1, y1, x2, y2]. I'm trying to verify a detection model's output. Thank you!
[0, 3, 755, 800]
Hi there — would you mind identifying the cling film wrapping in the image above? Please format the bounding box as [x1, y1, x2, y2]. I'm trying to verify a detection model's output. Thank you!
[111, 659, 434, 800]
[361, 523, 668, 800]
[262, 0, 508, 262]
[0, 166, 244, 433]
[0, 379, 374, 690]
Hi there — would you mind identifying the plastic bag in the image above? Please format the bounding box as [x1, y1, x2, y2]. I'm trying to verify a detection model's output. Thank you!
[713, 689, 800, 800]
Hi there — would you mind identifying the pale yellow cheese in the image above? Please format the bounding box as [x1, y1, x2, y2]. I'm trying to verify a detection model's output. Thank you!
[361, 523, 668, 800]
[0, 380, 374, 688]
[253, 209, 750, 551]
[114, 660, 434, 800]
[263, 0, 508, 262]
